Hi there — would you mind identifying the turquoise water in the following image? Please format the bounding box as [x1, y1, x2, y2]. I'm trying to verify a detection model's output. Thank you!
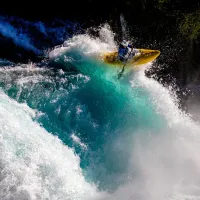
[1, 27, 200, 200]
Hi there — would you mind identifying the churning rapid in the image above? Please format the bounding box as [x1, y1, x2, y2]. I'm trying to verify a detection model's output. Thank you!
[1, 21, 200, 200]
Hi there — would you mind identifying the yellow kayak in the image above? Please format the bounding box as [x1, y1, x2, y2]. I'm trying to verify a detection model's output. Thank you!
[102, 49, 160, 67]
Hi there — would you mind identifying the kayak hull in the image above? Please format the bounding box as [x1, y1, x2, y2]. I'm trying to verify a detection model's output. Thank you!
[102, 49, 160, 67]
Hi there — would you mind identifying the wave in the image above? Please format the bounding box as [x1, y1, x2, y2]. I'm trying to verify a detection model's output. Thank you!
[0, 90, 105, 200]
[1, 23, 200, 200]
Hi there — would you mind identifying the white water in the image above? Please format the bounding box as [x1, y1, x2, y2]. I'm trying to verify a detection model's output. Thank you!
[47, 27, 200, 200]
[49, 24, 116, 59]
[2, 63, 200, 200]
[107, 67, 200, 200]
[1, 25, 200, 200]
[0, 91, 105, 200]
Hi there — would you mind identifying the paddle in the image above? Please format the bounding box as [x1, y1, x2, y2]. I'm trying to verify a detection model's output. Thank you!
[118, 46, 134, 79]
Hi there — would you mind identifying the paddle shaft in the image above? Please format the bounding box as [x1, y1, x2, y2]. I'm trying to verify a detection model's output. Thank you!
[118, 47, 134, 79]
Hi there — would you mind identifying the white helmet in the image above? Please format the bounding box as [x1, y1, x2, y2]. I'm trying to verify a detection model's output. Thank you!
[121, 40, 128, 47]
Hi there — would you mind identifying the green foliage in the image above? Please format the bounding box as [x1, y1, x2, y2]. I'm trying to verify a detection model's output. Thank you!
[157, 0, 169, 5]
[180, 11, 200, 40]
[156, 0, 170, 10]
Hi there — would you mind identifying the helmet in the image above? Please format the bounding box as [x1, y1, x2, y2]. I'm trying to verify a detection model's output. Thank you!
[121, 40, 128, 47]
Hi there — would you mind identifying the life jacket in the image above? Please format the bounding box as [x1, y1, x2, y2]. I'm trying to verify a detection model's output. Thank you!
[118, 45, 131, 59]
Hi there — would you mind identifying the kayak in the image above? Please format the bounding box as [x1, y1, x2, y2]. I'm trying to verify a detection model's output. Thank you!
[102, 49, 160, 67]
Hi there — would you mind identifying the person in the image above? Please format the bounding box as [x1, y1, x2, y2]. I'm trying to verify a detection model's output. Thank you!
[118, 40, 133, 62]
[117, 40, 140, 79]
